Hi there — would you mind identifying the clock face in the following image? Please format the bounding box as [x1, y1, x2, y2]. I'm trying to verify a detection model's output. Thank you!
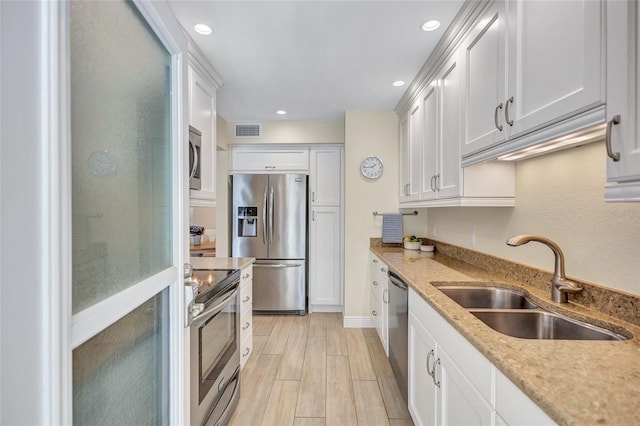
[88, 150, 118, 176]
[361, 155, 383, 179]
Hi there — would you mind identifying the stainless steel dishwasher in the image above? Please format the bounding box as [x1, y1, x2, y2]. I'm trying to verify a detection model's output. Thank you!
[388, 271, 408, 402]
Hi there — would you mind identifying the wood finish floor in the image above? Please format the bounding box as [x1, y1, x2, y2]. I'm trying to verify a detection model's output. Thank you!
[229, 313, 414, 426]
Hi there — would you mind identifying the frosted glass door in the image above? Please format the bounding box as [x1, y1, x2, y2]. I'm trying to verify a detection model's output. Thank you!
[69, 1, 179, 424]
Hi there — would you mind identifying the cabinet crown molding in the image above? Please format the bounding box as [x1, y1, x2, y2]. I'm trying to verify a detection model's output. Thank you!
[188, 39, 223, 90]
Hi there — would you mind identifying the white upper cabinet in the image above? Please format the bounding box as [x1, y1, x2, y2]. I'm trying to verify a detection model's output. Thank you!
[606, 0, 640, 202]
[399, 102, 422, 203]
[188, 48, 222, 207]
[229, 146, 310, 172]
[461, 1, 508, 156]
[310, 148, 341, 206]
[460, 0, 605, 162]
[400, 46, 514, 208]
[506, 0, 604, 137]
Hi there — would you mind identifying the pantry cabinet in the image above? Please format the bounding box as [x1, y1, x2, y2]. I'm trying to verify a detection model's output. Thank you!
[308, 146, 343, 311]
[461, 0, 605, 161]
[370, 254, 388, 354]
[408, 287, 554, 426]
[605, 0, 640, 202]
[188, 47, 222, 207]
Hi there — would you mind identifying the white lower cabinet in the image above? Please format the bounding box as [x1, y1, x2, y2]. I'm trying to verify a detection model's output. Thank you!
[309, 206, 342, 309]
[239, 264, 253, 368]
[408, 287, 555, 426]
[370, 254, 389, 354]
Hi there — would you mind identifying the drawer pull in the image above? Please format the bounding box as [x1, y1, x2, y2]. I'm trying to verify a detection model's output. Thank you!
[243, 296, 250, 303]
[243, 347, 250, 357]
[243, 321, 250, 330]
[242, 273, 250, 280]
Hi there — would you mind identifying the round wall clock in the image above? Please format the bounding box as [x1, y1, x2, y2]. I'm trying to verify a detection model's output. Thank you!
[360, 155, 384, 179]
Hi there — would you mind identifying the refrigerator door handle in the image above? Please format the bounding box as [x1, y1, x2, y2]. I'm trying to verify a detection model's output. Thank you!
[254, 263, 303, 268]
[269, 185, 275, 247]
[262, 186, 268, 245]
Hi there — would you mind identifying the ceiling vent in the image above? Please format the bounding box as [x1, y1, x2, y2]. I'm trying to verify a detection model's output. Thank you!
[235, 123, 261, 138]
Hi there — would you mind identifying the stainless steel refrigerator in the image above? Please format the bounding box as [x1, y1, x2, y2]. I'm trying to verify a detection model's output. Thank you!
[231, 173, 307, 314]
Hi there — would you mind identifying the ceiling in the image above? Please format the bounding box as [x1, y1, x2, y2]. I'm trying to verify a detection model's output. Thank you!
[167, 1, 465, 122]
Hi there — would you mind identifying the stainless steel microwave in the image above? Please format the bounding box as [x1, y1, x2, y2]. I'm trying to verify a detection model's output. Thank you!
[188, 125, 202, 190]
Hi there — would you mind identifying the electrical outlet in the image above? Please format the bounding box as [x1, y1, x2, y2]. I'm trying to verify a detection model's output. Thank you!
[469, 229, 476, 246]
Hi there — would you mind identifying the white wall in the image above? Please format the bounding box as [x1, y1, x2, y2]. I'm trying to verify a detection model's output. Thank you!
[343, 111, 428, 318]
[427, 141, 640, 296]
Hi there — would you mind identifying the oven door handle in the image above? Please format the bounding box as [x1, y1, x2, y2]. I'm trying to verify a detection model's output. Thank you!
[191, 287, 238, 327]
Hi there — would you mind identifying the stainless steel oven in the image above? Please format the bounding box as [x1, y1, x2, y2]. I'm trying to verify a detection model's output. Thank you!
[188, 268, 241, 426]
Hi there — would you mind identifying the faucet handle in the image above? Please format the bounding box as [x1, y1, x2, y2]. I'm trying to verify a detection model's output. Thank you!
[553, 278, 583, 303]
[556, 279, 582, 294]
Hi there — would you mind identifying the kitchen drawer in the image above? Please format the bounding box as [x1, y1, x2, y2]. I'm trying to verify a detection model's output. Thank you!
[240, 280, 252, 314]
[240, 266, 253, 284]
[240, 311, 252, 337]
[240, 326, 253, 369]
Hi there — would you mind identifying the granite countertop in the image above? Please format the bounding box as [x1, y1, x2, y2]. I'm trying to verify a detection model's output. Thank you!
[370, 244, 640, 426]
[190, 256, 255, 271]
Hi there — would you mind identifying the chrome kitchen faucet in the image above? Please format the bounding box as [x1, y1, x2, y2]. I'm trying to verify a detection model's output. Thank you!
[506, 234, 583, 303]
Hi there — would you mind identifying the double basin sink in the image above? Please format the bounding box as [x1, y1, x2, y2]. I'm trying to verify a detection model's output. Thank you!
[436, 285, 628, 341]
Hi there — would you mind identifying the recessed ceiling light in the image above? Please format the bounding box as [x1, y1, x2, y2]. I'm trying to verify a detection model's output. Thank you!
[194, 24, 213, 35]
[421, 20, 441, 32]
[276, 110, 287, 115]
[392, 81, 406, 87]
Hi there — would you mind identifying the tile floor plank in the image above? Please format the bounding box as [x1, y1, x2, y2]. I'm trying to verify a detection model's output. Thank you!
[229, 354, 281, 426]
[308, 313, 328, 336]
[293, 418, 326, 426]
[253, 314, 277, 336]
[389, 419, 414, 426]
[277, 318, 310, 380]
[261, 380, 299, 426]
[346, 328, 377, 381]
[263, 315, 294, 354]
[242, 335, 269, 383]
[326, 313, 348, 356]
[326, 356, 358, 425]
[353, 380, 392, 426]
[295, 336, 327, 418]
[363, 327, 378, 338]
[365, 336, 411, 419]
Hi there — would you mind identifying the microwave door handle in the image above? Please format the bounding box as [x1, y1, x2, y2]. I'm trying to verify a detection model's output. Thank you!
[262, 186, 268, 245]
[189, 142, 198, 180]
[191, 288, 238, 327]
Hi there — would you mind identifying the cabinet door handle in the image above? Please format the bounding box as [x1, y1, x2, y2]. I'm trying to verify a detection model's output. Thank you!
[242, 321, 250, 330]
[312, 191, 315, 202]
[426, 349, 435, 378]
[494, 103, 504, 131]
[373, 259, 378, 264]
[313, 211, 316, 221]
[433, 358, 442, 388]
[606, 115, 621, 162]
[430, 175, 435, 191]
[372, 310, 378, 316]
[383, 288, 389, 304]
[505, 96, 514, 126]
[372, 280, 379, 286]
[436, 174, 440, 191]
[380, 267, 387, 273]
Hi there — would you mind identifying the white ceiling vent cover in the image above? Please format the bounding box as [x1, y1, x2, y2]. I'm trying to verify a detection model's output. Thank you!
[235, 123, 261, 138]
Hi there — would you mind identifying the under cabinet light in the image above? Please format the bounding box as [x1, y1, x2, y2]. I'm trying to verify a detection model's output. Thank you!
[497, 124, 606, 161]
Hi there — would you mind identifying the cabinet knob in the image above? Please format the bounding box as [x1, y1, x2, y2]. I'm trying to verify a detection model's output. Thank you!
[373, 280, 379, 286]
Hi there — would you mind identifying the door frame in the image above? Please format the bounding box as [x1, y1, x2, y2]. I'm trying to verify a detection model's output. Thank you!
[0, 1, 189, 424]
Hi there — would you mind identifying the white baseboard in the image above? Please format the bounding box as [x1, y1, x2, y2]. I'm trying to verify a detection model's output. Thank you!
[343, 316, 375, 328]
[309, 305, 342, 313]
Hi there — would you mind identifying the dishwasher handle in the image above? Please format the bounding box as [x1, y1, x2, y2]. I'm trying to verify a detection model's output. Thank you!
[388, 271, 408, 291]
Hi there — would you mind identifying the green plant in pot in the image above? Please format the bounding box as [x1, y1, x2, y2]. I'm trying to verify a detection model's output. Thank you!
[190, 225, 204, 246]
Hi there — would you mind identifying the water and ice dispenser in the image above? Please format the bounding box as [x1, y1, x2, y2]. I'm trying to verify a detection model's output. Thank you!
[237, 207, 258, 237]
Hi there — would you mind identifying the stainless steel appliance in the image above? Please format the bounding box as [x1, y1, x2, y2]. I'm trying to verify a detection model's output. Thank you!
[388, 271, 409, 402]
[231, 173, 307, 314]
[187, 268, 241, 426]
[189, 125, 202, 190]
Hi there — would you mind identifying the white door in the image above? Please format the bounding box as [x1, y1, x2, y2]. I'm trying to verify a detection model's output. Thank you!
[421, 83, 438, 201]
[408, 311, 438, 425]
[2, 1, 188, 424]
[309, 206, 342, 307]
